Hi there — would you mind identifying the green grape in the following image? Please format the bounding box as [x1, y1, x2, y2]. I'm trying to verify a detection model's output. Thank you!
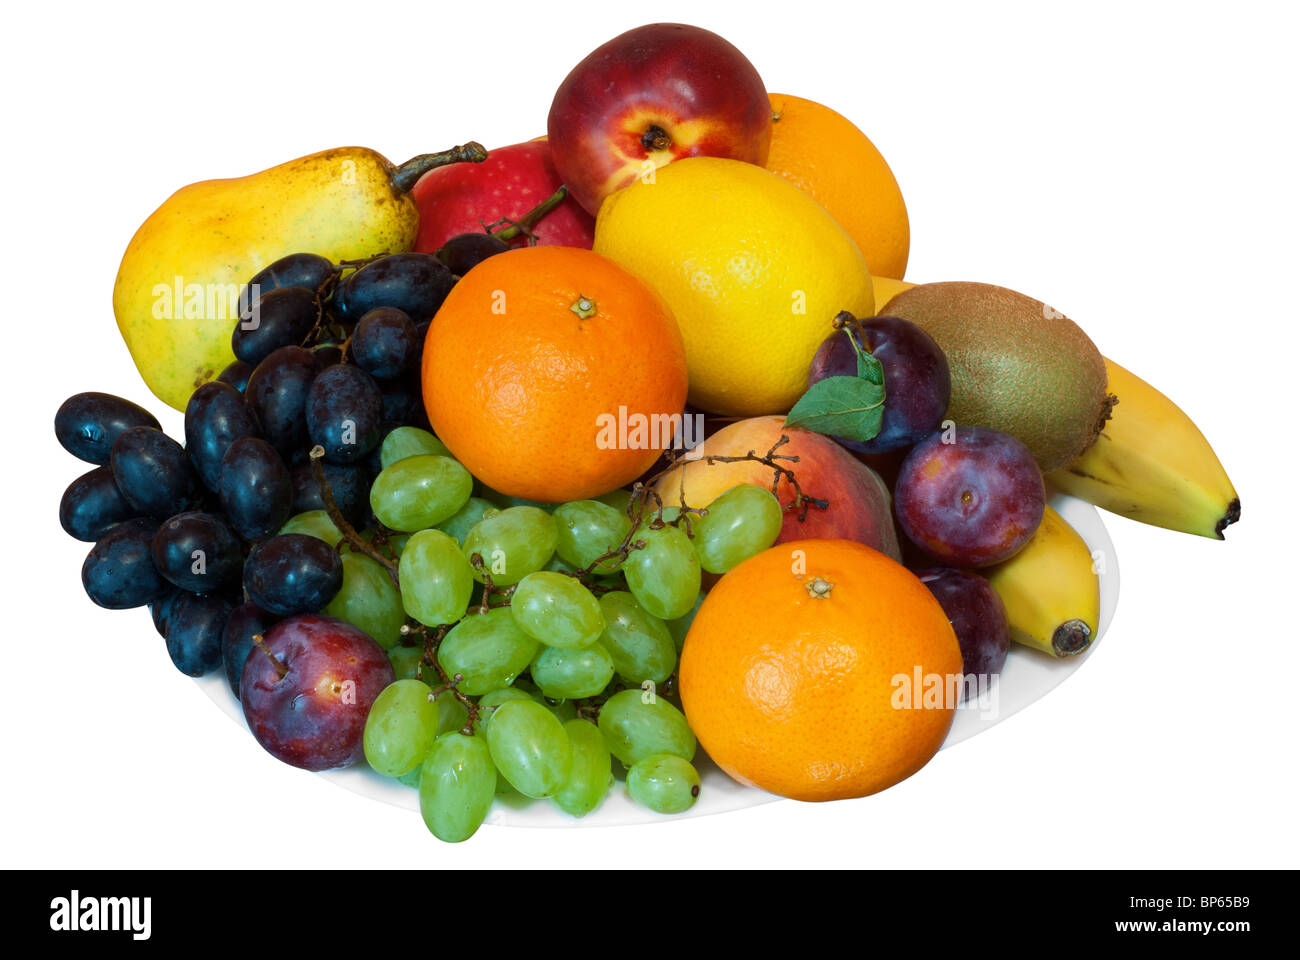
[388, 646, 446, 691]
[626, 754, 701, 814]
[399, 529, 473, 626]
[471, 686, 540, 735]
[323, 552, 405, 649]
[370, 455, 472, 532]
[531, 643, 615, 699]
[484, 699, 572, 799]
[363, 679, 441, 777]
[597, 688, 696, 766]
[545, 555, 578, 574]
[477, 486, 556, 513]
[510, 572, 606, 649]
[547, 699, 579, 723]
[553, 719, 614, 817]
[546, 555, 622, 594]
[462, 507, 558, 585]
[623, 523, 701, 619]
[387, 644, 424, 680]
[667, 591, 706, 652]
[593, 488, 633, 515]
[433, 689, 470, 735]
[418, 732, 496, 843]
[693, 484, 783, 573]
[396, 764, 423, 788]
[437, 497, 498, 546]
[553, 500, 632, 573]
[380, 426, 451, 469]
[278, 509, 343, 545]
[598, 591, 676, 685]
[511, 675, 544, 699]
[437, 608, 538, 695]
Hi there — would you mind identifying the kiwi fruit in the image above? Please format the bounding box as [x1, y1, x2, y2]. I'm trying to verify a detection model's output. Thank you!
[883, 281, 1114, 471]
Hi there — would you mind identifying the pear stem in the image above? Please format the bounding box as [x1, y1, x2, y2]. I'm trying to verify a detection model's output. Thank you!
[391, 142, 488, 193]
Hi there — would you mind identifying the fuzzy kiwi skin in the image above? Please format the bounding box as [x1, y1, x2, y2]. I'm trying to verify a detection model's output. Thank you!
[883, 281, 1114, 472]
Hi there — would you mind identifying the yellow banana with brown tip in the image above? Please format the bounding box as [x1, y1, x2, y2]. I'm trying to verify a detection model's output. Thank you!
[1048, 358, 1239, 539]
[983, 505, 1100, 658]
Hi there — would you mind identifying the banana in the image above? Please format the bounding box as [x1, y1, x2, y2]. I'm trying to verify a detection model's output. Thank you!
[1048, 358, 1239, 539]
[983, 505, 1100, 658]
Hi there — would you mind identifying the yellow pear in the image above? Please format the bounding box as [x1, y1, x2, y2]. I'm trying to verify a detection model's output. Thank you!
[113, 142, 485, 410]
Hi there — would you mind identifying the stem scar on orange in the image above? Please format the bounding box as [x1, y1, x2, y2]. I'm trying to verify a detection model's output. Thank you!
[679, 538, 963, 802]
[422, 246, 688, 503]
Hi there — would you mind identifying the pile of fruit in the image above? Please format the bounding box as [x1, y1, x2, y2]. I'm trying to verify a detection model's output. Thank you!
[57, 23, 1239, 841]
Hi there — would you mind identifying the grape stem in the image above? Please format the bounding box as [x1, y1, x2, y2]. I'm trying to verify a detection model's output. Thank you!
[467, 554, 517, 613]
[308, 446, 401, 583]
[695, 436, 829, 522]
[403, 622, 480, 733]
[556, 434, 825, 593]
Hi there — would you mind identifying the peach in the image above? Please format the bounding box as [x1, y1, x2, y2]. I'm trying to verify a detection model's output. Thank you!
[654, 415, 900, 561]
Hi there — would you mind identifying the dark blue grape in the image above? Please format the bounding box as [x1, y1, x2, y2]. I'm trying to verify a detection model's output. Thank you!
[185, 381, 260, 492]
[289, 459, 369, 528]
[350, 307, 419, 380]
[222, 602, 279, 697]
[218, 436, 292, 540]
[110, 426, 198, 519]
[217, 361, 253, 393]
[82, 518, 167, 609]
[305, 364, 383, 464]
[242, 534, 344, 616]
[60, 466, 137, 542]
[244, 346, 320, 458]
[435, 232, 509, 276]
[150, 586, 183, 638]
[164, 591, 238, 677]
[312, 340, 344, 367]
[333, 253, 454, 324]
[232, 286, 320, 366]
[237, 252, 336, 319]
[151, 512, 242, 592]
[56, 392, 160, 465]
[379, 378, 421, 426]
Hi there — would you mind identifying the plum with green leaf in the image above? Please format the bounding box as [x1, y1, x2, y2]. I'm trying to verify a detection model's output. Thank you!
[797, 313, 950, 454]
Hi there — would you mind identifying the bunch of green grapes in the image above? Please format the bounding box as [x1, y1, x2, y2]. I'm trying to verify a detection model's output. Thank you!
[289, 425, 784, 842]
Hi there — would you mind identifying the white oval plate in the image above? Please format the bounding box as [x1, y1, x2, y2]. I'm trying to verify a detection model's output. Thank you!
[197, 492, 1118, 826]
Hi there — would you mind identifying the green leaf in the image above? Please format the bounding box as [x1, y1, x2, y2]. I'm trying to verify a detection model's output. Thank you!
[784, 376, 885, 442]
[844, 326, 884, 386]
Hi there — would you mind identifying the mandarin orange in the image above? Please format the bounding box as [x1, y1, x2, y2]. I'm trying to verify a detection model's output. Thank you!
[679, 538, 962, 801]
[422, 246, 688, 502]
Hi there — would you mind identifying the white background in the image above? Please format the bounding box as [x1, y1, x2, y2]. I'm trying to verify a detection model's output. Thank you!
[4, 0, 1296, 869]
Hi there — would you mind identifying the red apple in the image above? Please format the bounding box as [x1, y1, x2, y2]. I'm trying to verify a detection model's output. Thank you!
[547, 23, 772, 215]
[240, 614, 395, 771]
[411, 139, 595, 254]
[653, 415, 901, 561]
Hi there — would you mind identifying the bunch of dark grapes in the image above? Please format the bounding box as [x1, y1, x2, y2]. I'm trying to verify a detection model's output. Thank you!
[56, 250, 457, 689]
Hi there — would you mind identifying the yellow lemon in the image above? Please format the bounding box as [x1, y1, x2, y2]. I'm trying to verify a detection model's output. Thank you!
[593, 157, 874, 417]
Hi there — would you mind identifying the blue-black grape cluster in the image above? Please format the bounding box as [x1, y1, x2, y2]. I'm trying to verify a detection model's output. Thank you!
[56, 250, 459, 686]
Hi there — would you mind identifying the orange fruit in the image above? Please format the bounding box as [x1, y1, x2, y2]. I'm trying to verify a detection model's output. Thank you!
[765, 93, 910, 281]
[679, 539, 962, 801]
[422, 246, 688, 502]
